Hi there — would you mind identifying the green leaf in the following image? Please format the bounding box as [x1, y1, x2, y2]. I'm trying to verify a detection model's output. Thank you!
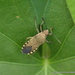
[0, 0, 75, 75]
[66, 0, 75, 22]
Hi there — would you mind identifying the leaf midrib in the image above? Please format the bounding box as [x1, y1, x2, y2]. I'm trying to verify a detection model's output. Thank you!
[0, 61, 42, 66]
[50, 56, 75, 64]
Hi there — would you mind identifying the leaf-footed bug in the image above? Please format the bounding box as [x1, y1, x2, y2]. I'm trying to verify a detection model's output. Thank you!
[22, 18, 61, 54]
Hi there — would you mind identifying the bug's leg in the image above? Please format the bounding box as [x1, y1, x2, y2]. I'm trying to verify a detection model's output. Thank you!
[40, 18, 45, 32]
[35, 18, 39, 33]
[49, 28, 53, 35]
[46, 40, 53, 43]
[26, 37, 33, 39]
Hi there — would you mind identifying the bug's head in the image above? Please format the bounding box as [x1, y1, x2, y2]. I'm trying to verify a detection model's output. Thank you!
[43, 30, 49, 35]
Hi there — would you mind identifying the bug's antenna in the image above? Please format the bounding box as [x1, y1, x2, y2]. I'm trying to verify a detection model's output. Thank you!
[49, 28, 61, 44]
[52, 34, 61, 44]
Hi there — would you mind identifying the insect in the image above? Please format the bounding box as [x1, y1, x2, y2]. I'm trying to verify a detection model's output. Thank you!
[22, 18, 61, 54]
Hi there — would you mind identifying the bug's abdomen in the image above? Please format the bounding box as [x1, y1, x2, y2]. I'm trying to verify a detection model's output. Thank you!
[27, 33, 46, 49]
[22, 32, 46, 54]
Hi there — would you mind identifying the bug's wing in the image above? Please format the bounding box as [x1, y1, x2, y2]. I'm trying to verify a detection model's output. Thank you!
[22, 46, 32, 54]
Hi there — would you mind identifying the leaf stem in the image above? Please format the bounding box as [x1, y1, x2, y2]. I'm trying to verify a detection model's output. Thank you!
[44, 58, 48, 75]
[42, 42, 51, 59]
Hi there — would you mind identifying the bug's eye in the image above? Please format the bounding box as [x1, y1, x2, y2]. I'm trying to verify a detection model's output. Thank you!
[22, 46, 32, 54]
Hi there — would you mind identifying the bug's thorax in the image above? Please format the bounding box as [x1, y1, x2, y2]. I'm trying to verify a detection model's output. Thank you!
[42, 30, 49, 36]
